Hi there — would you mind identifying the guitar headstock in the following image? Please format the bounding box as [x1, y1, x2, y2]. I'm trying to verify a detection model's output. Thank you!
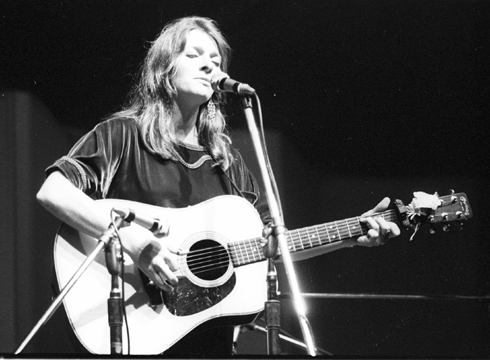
[394, 191, 473, 238]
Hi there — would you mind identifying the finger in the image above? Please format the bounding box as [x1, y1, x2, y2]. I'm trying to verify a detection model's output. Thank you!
[361, 197, 391, 217]
[167, 244, 189, 256]
[357, 235, 370, 246]
[357, 229, 379, 247]
[160, 248, 179, 271]
[375, 217, 392, 237]
[165, 255, 179, 272]
[389, 223, 401, 237]
[156, 272, 176, 292]
[262, 224, 273, 238]
[259, 237, 268, 246]
[374, 197, 391, 212]
[146, 267, 173, 291]
[360, 216, 380, 233]
[376, 217, 402, 240]
[155, 262, 179, 286]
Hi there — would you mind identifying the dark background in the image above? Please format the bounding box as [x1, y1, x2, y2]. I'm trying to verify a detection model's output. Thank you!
[1, 0, 490, 357]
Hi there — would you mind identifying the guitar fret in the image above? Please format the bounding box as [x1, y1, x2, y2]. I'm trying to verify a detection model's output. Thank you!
[285, 231, 294, 250]
[315, 226, 322, 246]
[229, 244, 238, 266]
[246, 239, 254, 262]
[347, 217, 363, 237]
[334, 221, 342, 240]
[244, 240, 254, 263]
[229, 243, 238, 266]
[325, 223, 338, 241]
[236, 241, 245, 266]
[241, 241, 250, 265]
[344, 219, 352, 238]
[302, 226, 319, 248]
[297, 229, 306, 250]
[305, 226, 315, 248]
[237, 242, 246, 265]
[289, 229, 298, 252]
[289, 230, 298, 250]
[324, 225, 333, 243]
[250, 238, 262, 262]
[316, 226, 327, 244]
[252, 238, 261, 261]
[243, 240, 251, 264]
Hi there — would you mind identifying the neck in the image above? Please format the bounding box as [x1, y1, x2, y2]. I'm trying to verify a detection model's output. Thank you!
[172, 100, 201, 144]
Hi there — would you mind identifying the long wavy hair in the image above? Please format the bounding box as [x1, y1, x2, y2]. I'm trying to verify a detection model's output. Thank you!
[109, 16, 234, 169]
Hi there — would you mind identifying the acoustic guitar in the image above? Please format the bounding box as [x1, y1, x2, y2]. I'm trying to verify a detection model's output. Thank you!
[54, 192, 472, 354]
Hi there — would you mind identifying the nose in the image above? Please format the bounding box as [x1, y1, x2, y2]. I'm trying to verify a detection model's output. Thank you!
[200, 55, 217, 74]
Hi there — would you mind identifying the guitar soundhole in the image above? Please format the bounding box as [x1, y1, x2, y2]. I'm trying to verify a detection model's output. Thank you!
[188, 239, 229, 281]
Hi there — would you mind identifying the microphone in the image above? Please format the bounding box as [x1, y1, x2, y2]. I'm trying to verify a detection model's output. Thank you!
[211, 72, 256, 95]
[113, 207, 169, 238]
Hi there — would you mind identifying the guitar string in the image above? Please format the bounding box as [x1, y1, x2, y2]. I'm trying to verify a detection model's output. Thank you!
[177, 210, 400, 274]
[285, 211, 399, 250]
[177, 241, 261, 274]
[284, 209, 397, 250]
[186, 258, 230, 273]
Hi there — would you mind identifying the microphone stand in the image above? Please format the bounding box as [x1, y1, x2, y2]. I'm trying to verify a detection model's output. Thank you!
[15, 216, 125, 355]
[105, 226, 125, 355]
[240, 94, 317, 356]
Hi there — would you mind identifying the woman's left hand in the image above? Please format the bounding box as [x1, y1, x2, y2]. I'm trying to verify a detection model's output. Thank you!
[356, 197, 401, 247]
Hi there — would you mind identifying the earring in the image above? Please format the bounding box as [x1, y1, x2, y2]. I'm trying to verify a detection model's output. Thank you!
[207, 100, 216, 122]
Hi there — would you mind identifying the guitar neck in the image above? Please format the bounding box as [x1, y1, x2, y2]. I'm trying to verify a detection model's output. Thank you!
[228, 209, 400, 267]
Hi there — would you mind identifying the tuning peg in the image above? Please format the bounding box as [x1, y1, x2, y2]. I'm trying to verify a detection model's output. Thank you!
[443, 223, 450, 232]
[429, 225, 436, 234]
[449, 189, 455, 195]
[456, 211, 467, 220]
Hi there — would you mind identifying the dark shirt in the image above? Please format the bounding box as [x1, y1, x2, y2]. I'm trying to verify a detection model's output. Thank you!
[47, 117, 269, 221]
[46, 117, 270, 356]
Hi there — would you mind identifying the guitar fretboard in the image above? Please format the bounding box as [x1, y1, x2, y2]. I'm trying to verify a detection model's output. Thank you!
[228, 210, 399, 267]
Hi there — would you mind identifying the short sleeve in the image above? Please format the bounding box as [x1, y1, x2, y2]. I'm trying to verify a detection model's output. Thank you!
[46, 118, 136, 199]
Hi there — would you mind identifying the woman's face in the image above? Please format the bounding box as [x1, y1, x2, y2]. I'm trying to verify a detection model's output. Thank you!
[172, 29, 222, 107]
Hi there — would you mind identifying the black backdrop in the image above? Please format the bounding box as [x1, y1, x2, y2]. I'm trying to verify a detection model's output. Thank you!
[2, 0, 489, 178]
[1, 0, 490, 357]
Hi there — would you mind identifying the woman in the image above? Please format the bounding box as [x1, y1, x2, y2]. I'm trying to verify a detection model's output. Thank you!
[37, 16, 399, 356]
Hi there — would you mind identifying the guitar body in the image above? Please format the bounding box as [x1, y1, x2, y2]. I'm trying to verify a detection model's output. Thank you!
[54, 195, 267, 355]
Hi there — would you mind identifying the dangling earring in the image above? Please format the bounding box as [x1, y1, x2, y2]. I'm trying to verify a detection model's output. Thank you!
[207, 100, 216, 122]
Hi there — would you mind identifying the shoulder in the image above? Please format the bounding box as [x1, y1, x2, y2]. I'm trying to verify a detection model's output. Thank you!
[94, 117, 139, 134]
[83, 117, 142, 152]
[91, 117, 142, 145]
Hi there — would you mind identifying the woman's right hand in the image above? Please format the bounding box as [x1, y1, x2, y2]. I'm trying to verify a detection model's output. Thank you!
[133, 236, 179, 292]
[117, 222, 180, 292]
